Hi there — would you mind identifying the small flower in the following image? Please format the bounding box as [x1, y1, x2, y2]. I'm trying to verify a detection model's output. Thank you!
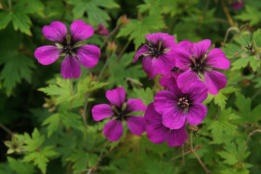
[94, 24, 109, 36]
[174, 39, 230, 95]
[154, 77, 208, 130]
[91, 87, 146, 141]
[34, 20, 101, 79]
[133, 33, 177, 79]
[145, 102, 188, 147]
[231, 0, 244, 10]
[4, 134, 24, 154]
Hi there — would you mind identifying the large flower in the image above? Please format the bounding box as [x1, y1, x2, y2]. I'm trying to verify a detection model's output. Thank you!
[133, 33, 177, 79]
[34, 20, 100, 79]
[145, 102, 188, 147]
[154, 77, 208, 130]
[174, 39, 230, 95]
[91, 87, 146, 141]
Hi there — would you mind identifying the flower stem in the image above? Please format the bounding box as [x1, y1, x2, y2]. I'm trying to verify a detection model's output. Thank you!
[87, 140, 109, 174]
[237, 129, 261, 163]
[99, 26, 119, 50]
[69, 79, 73, 111]
[0, 122, 12, 135]
[8, 0, 11, 11]
[97, 55, 110, 80]
[220, 0, 234, 27]
[117, 39, 131, 60]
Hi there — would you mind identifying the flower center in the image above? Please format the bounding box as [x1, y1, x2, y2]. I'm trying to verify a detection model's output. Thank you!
[149, 46, 161, 57]
[171, 66, 179, 72]
[177, 97, 189, 108]
[117, 112, 126, 120]
[64, 44, 73, 54]
[191, 62, 204, 73]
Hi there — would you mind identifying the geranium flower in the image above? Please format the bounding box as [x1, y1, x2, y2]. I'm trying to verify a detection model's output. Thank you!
[145, 103, 188, 147]
[91, 87, 146, 141]
[174, 39, 230, 95]
[154, 77, 207, 130]
[94, 24, 109, 36]
[159, 66, 180, 88]
[34, 20, 100, 79]
[133, 33, 177, 79]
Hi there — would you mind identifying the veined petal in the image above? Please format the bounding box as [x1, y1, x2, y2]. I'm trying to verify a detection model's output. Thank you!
[173, 48, 192, 71]
[167, 124, 188, 147]
[133, 44, 150, 63]
[187, 103, 207, 125]
[70, 20, 94, 43]
[91, 104, 114, 121]
[186, 81, 208, 103]
[34, 46, 62, 65]
[154, 90, 179, 114]
[61, 54, 81, 79]
[159, 70, 180, 88]
[106, 87, 126, 109]
[204, 48, 230, 70]
[162, 106, 186, 130]
[144, 102, 162, 125]
[75, 45, 100, 68]
[177, 70, 200, 93]
[192, 39, 211, 59]
[146, 123, 169, 144]
[203, 70, 227, 95]
[42, 21, 67, 43]
[126, 116, 146, 135]
[166, 76, 183, 96]
[103, 119, 123, 141]
[125, 99, 146, 113]
[178, 40, 193, 54]
[145, 33, 176, 49]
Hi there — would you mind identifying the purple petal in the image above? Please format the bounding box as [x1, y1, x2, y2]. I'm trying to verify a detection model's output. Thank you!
[144, 102, 162, 125]
[34, 46, 62, 65]
[126, 116, 146, 135]
[106, 87, 126, 109]
[159, 70, 181, 88]
[75, 45, 100, 68]
[232, 0, 244, 10]
[145, 33, 177, 49]
[192, 39, 211, 59]
[133, 44, 150, 63]
[42, 21, 67, 43]
[186, 81, 208, 103]
[103, 119, 123, 141]
[173, 48, 192, 71]
[177, 70, 200, 93]
[146, 123, 169, 144]
[91, 104, 114, 121]
[70, 20, 94, 43]
[95, 24, 108, 36]
[204, 48, 230, 70]
[162, 106, 186, 130]
[154, 90, 179, 114]
[126, 99, 146, 113]
[187, 103, 207, 125]
[61, 54, 81, 79]
[203, 70, 227, 95]
[178, 40, 193, 54]
[166, 76, 183, 95]
[167, 124, 188, 147]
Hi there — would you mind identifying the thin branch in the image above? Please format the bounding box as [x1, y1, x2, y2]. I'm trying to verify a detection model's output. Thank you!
[0, 122, 12, 135]
[220, 0, 234, 27]
[99, 26, 119, 50]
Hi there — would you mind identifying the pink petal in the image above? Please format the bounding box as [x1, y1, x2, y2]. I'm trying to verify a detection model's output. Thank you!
[126, 99, 146, 113]
[61, 54, 81, 79]
[146, 123, 169, 144]
[106, 87, 126, 109]
[204, 48, 230, 70]
[42, 21, 67, 43]
[126, 116, 146, 135]
[91, 104, 114, 121]
[232, 0, 244, 10]
[203, 70, 227, 95]
[192, 39, 211, 59]
[75, 45, 100, 68]
[70, 20, 94, 43]
[95, 24, 108, 36]
[133, 44, 150, 63]
[173, 48, 192, 71]
[167, 124, 188, 147]
[144, 102, 162, 125]
[154, 90, 179, 114]
[186, 81, 208, 103]
[34, 46, 62, 65]
[103, 119, 123, 141]
[178, 40, 193, 54]
[166, 76, 183, 95]
[145, 33, 176, 49]
[162, 107, 186, 130]
[177, 70, 200, 93]
[187, 103, 207, 125]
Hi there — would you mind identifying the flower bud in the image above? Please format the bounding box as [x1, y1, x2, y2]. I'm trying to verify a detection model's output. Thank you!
[106, 42, 117, 56]
[117, 14, 129, 27]
[126, 78, 143, 89]
[95, 24, 109, 36]
[4, 134, 24, 154]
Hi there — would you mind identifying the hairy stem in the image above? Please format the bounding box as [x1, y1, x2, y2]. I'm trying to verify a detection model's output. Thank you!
[99, 26, 120, 50]
[0, 122, 12, 135]
[220, 0, 234, 27]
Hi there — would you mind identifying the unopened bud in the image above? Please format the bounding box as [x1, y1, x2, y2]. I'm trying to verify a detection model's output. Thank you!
[196, 145, 202, 149]
[106, 42, 117, 56]
[95, 24, 109, 36]
[126, 78, 143, 89]
[117, 14, 129, 27]
[229, 26, 240, 35]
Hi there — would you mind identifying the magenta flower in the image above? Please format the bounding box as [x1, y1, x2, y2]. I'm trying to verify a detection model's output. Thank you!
[174, 39, 230, 95]
[154, 77, 207, 130]
[94, 24, 109, 36]
[159, 66, 180, 88]
[91, 87, 146, 141]
[34, 20, 100, 79]
[133, 33, 177, 79]
[232, 0, 244, 10]
[145, 103, 188, 147]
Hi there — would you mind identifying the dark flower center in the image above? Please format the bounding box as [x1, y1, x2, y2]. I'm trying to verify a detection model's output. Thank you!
[64, 44, 73, 54]
[171, 66, 179, 72]
[148, 46, 162, 57]
[177, 97, 189, 108]
[191, 61, 205, 73]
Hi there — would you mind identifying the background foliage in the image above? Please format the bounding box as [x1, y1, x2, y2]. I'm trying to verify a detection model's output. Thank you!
[0, 0, 261, 173]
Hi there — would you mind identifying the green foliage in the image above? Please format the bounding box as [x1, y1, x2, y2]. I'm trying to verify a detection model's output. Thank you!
[235, 6, 261, 26]
[7, 157, 34, 174]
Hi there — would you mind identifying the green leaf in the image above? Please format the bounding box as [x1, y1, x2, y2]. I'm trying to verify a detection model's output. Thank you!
[7, 157, 34, 174]
[0, 52, 36, 96]
[129, 87, 154, 106]
[59, 112, 85, 131]
[252, 29, 261, 47]
[221, 44, 244, 59]
[144, 160, 174, 174]
[42, 113, 60, 137]
[11, 12, 32, 35]
[0, 11, 12, 29]
[117, 16, 165, 49]
[235, 5, 261, 26]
